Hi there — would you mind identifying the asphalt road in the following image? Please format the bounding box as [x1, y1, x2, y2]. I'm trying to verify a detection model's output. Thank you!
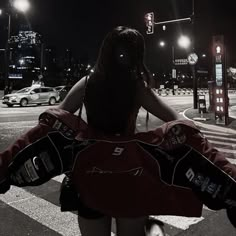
[1, 95, 236, 235]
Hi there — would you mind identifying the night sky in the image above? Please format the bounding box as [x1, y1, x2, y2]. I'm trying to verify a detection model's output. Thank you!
[0, 0, 236, 67]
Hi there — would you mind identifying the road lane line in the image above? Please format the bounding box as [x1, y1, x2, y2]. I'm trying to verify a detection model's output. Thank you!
[0, 120, 37, 125]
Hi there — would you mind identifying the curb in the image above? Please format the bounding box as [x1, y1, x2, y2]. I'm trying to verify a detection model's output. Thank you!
[182, 108, 236, 134]
[182, 108, 193, 121]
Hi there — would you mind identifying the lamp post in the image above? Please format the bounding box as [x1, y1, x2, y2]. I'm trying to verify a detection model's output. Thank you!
[191, 0, 197, 109]
[159, 35, 190, 88]
[1, 0, 30, 94]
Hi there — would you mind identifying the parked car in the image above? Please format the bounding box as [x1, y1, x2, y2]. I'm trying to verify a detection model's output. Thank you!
[54, 85, 72, 101]
[2, 86, 60, 107]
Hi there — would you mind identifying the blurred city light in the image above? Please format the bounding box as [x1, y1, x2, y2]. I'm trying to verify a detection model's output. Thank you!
[19, 58, 25, 65]
[13, 0, 30, 13]
[159, 41, 165, 47]
[178, 35, 191, 49]
[216, 46, 221, 54]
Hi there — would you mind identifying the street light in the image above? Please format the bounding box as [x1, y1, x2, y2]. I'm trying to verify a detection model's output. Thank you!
[178, 35, 191, 49]
[0, 0, 30, 94]
[159, 36, 191, 87]
[12, 0, 30, 12]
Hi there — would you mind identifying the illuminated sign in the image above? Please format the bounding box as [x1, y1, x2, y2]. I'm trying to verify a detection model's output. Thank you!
[212, 35, 228, 125]
[9, 73, 23, 79]
[215, 64, 223, 86]
[174, 58, 188, 65]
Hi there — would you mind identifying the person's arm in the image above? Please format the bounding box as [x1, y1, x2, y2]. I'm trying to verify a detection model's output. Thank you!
[137, 81, 181, 121]
[58, 76, 87, 113]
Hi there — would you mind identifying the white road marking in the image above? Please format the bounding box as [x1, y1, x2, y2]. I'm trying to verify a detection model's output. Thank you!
[204, 134, 236, 142]
[0, 110, 29, 114]
[151, 215, 204, 230]
[201, 130, 232, 136]
[227, 158, 236, 165]
[216, 147, 236, 154]
[0, 186, 81, 236]
[208, 140, 236, 147]
[0, 121, 37, 126]
[53, 174, 65, 183]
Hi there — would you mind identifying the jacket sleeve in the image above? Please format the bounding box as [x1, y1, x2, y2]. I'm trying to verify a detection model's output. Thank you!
[0, 120, 52, 182]
[163, 120, 236, 179]
[0, 108, 86, 182]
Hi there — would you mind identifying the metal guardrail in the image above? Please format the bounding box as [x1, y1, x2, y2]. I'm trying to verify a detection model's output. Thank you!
[153, 88, 236, 96]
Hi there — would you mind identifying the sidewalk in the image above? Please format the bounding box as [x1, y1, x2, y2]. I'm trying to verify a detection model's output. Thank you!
[183, 106, 236, 130]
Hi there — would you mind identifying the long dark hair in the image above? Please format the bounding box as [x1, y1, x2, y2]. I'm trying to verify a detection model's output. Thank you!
[84, 26, 151, 134]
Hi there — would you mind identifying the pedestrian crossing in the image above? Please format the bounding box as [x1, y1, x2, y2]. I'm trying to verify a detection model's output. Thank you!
[198, 124, 236, 165]
[0, 124, 236, 235]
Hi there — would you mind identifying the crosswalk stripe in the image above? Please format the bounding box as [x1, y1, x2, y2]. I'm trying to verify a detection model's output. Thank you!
[151, 215, 204, 230]
[208, 139, 236, 147]
[204, 134, 236, 142]
[227, 158, 236, 165]
[194, 122, 236, 135]
[216, 147, 236, 154]
[201, 130, 232, 136]
[0, 186, 80, 236]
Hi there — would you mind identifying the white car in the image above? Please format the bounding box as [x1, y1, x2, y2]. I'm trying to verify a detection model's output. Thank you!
[2, 86, 60, 107]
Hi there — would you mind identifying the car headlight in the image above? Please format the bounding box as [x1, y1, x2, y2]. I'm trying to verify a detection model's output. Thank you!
[9, 96, 17, 100]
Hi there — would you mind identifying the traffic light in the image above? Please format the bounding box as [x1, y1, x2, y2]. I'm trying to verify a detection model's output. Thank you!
[212, 35, 224, 58]
[212, 35, 228, 125]
[145, 12, 154, 34]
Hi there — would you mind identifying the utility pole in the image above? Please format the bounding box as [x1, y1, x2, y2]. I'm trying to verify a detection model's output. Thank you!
[4, 12, 11, 94]
[171, 46, 176, 81]
[191, 0, 198, 109]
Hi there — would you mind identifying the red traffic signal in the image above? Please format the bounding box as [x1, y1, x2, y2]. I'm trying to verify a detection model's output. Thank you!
[144, 12, 154, 34]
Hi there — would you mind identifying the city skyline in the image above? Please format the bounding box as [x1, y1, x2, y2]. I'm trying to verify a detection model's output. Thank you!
[0, 1, 235, 64]
[0, 0, 236, 79]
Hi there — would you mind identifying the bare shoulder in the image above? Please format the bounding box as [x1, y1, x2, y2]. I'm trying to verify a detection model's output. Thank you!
[71, 76, 88, 92]
[57, 76, 88, 113]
